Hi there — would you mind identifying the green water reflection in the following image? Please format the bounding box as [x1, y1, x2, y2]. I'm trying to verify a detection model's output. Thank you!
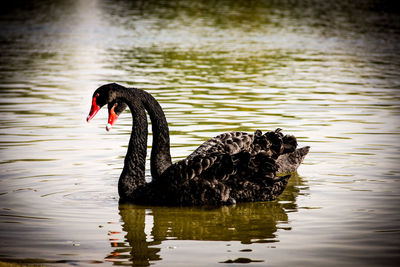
[106, 174, 306, 265]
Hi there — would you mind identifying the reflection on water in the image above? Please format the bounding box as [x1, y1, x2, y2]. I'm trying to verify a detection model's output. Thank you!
[107, 174, 306, 266]
[0, 0, 400, 266]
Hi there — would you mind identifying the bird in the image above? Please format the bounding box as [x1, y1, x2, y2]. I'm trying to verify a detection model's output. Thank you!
[87, 83, 309, 206]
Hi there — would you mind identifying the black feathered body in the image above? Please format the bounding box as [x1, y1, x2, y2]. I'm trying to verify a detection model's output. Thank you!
[128, 130, 292, 206]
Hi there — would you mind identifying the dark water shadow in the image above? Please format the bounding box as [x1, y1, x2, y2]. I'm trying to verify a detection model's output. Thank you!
[105, 173, 307, 266]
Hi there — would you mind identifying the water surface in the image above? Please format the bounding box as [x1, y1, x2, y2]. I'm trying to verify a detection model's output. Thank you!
[0, 0, 399, 266]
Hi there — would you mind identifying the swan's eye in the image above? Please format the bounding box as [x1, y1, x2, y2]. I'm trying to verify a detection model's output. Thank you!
[87, 93, 101, 122]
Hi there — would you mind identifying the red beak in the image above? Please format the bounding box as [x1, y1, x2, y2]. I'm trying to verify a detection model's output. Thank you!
[87, 94, 100, 122]
[106, 103, 119, 131]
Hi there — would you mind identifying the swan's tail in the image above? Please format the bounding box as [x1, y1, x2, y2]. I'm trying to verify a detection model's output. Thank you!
[276, 146, 310, 174]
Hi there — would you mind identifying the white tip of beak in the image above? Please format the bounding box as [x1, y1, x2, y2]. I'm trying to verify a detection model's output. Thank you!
[106, 123, 112, 131]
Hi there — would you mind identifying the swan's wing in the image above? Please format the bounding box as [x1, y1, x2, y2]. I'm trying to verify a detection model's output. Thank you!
[156, 149, 291, 205]
[188, 129, 299, 160]
[187, 132, 255, 159]
[228, 151, 291, 202]
[155, 152, 239, 205]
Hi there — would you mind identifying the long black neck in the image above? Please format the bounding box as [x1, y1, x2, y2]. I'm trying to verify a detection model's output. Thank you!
[138, 90, 172, 180]
[114, 86, 172, 198]
[116, 89, 148, 199]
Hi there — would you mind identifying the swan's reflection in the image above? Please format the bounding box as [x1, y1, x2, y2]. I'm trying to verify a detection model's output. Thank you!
[105, 174, 307, 266]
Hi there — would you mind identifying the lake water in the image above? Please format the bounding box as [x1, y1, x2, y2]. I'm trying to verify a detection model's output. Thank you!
[1, 0, 399, 266]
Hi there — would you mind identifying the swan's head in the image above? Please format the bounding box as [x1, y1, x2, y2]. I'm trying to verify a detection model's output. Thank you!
[86, 83, 127, 131]
[106, 100, 127, 131]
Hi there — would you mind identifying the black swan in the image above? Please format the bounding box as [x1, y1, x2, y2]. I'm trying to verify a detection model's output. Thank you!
[87, 83, 309, 206]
